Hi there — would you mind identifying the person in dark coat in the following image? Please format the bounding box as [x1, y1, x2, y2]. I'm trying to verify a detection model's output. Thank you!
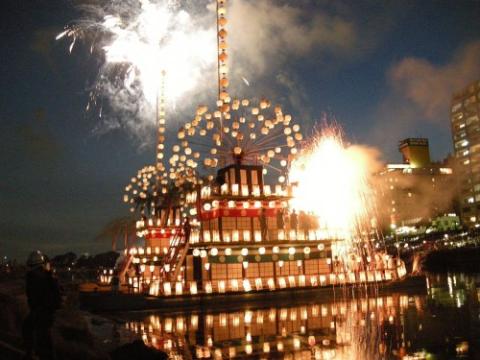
[22, 250, 61, 360]
[290, 209, 298, 237]
[276, 208, 285, 230]
[310, 212, 319, 229]
[183, 217, 192, 242]
[260, 208, 268, 241]
[299, 211, 310, 240]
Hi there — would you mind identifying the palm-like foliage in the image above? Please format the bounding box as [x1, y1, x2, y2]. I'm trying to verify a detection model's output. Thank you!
[96, 215, 137, 251]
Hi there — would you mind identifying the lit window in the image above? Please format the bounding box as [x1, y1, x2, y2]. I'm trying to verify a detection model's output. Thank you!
[452, 103, 462, 112]
[468, 197, 475, 204]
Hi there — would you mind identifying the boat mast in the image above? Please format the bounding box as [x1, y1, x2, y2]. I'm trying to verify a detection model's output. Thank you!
[156, 70, 167, 184]
[217, 0, 229, 139]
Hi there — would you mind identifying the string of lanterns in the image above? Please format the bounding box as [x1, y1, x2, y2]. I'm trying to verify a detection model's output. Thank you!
[170, 99, 303, 185]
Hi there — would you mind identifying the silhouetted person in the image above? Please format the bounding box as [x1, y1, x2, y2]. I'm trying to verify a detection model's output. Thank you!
[23, 251, 61, 360]
[260, 208, 268, 241]
[290, 209, 298, 237]
[310, 212, 319, 240]
[276, 208, 284, 230]
[299, 210, 310, 239]
[183, 217, 192, 242]
[310, 212, 319, 229]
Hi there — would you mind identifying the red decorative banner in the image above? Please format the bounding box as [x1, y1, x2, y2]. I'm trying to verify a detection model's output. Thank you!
[200, 207, 279, 220]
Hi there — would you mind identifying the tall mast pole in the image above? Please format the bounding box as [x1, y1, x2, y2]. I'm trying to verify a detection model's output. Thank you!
[156, 70, 167, 186]
[216, 0, 229, 100]
[216, 0, 229, 140]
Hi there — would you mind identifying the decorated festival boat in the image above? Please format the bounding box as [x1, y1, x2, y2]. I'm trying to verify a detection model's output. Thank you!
[91, 0, 408, 302]
[115, 162, 407, 299]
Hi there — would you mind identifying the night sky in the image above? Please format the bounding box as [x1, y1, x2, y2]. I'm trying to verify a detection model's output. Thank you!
[1, 0, 480, 260]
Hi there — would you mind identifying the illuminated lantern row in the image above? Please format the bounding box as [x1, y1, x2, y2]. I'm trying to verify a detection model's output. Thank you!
[217, 0, 229, 101]
[99, 268, 114, 284]
[121, 72, 192, 215]
[123, 166, 169, 213]
[123, 241, 403, 295]
[123, 164, 192, 216]
[187, 184, 290, 201]
[153, 269, 399, 297]
[123, 165, 165, 213]
[156, 70, 167, 179]
[190, 245, 326, 257]
[170, 99, 303, 185]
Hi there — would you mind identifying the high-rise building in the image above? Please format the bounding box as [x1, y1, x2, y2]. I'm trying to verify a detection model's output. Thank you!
[451, 80, 480, 226]
[377, 138, 455, 232]
[398, 138, 431, 168]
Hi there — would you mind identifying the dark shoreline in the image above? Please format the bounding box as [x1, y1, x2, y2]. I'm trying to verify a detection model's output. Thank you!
[423, 247, 480, 272]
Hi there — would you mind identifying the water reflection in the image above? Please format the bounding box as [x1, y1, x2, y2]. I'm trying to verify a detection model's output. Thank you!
[119, 273, 480, 359]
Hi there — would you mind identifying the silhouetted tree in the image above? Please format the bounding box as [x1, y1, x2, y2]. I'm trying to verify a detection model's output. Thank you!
[96, 216, 137, 251]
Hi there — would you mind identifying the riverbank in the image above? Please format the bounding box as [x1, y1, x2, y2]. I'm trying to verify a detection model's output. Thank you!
[424, 247, 480, 272]
[0, 275, 168, 359]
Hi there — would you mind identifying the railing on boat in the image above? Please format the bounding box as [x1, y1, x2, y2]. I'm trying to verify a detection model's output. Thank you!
[159, 230, 189, 283]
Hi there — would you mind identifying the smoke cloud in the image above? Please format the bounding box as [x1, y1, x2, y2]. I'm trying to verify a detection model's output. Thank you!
[369, 40, 480, 161]
[61, 0, 369, 146]
[389, 40, 480, 122]
[373, 164, 460, 229]
[227, 0, 356, 76]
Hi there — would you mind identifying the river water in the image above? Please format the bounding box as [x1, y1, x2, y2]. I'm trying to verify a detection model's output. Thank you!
[117, 273, 480, 359]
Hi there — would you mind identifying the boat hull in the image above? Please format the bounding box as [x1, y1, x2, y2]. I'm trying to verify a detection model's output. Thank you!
[80, 275, 426, 312]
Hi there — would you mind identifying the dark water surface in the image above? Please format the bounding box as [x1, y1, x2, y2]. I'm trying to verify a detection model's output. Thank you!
[117, 273, 480, 359]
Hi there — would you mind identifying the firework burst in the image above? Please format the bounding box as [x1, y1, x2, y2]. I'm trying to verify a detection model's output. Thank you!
[289, 124, 378, 245]
[57, 0, 216, 132]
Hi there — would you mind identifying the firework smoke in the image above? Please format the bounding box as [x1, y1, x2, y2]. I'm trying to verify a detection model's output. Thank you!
[57, 0, 216, 140]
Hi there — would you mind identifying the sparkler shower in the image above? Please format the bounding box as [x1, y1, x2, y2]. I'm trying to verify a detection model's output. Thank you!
[289, 125, 380, 242]
[57, 0, 216, 137]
